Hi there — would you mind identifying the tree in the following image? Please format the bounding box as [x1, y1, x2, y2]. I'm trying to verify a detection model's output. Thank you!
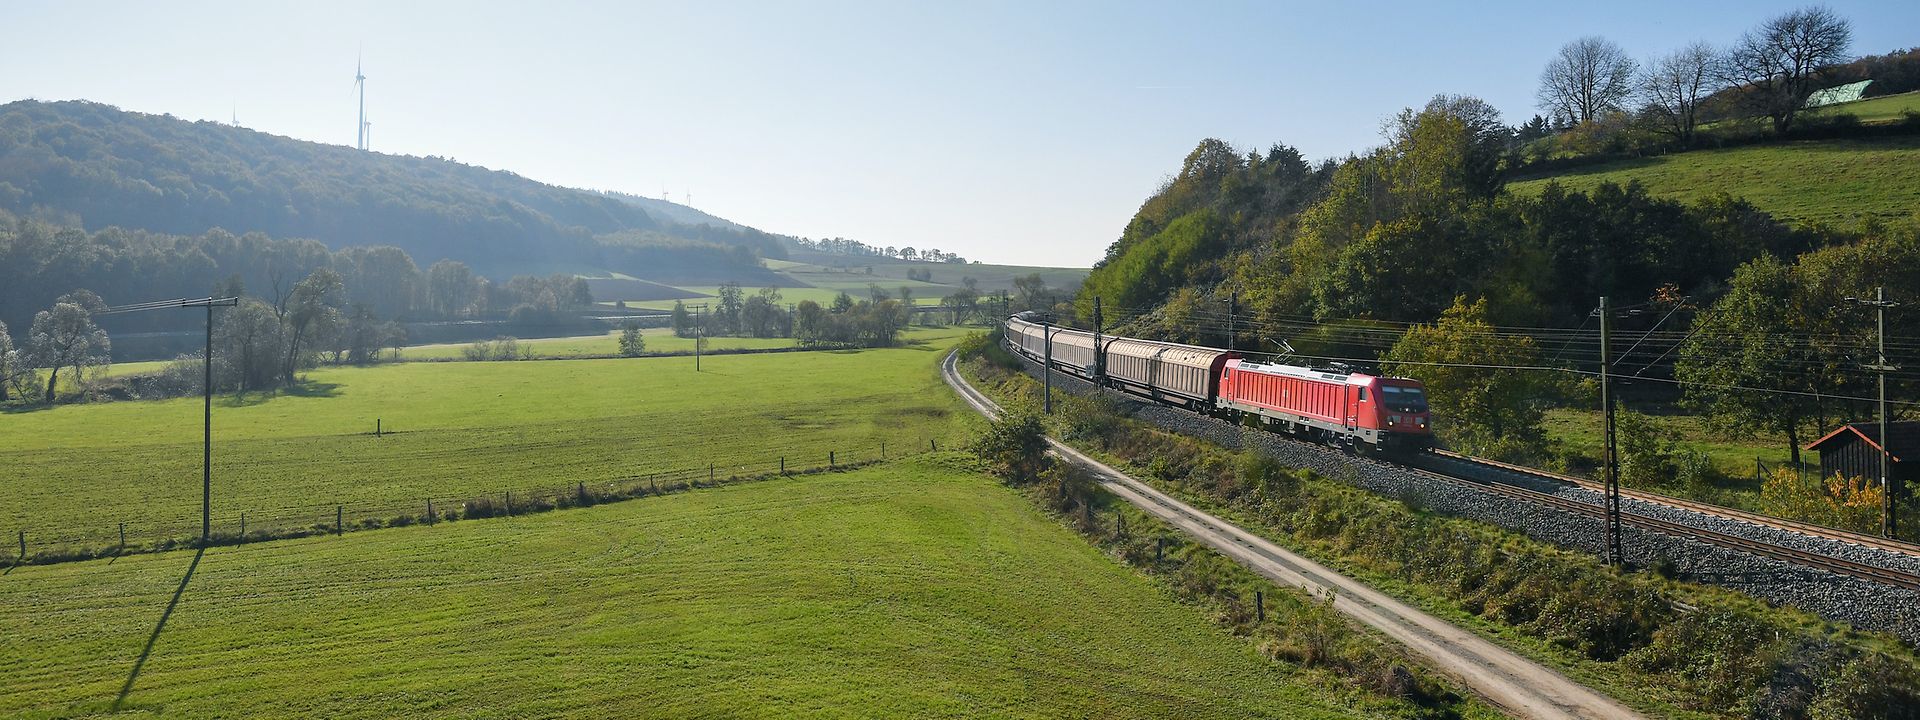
[671, 300, 693, 338]
[716, 281, 744, 335]
[0, 320, 14, 402]
[1538, 36, 1638, 126]
[1640, 42, 1721, 145]
[215, 298, 283, 391]
[426, 259, 480, 318]
[1380, 296, 1555, 459]
[618, 320, 646, 357]
[1723, 6, 1853, 134]
[27, 289, 110, 403]
[1676, 255, 1816, 462]
[1012, 273, 1049, 313]
[281, 268, 343, 384]
[830, 291, 856, 314]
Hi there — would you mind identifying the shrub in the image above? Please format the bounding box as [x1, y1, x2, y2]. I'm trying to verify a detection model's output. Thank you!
[972, 410, 1050, 483]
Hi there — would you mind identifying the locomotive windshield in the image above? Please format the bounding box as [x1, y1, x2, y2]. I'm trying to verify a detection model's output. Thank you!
[1380, 385, 1427, 413]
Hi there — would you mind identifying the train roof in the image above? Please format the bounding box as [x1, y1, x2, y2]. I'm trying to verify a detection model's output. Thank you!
[1227, 358, 1427, 387]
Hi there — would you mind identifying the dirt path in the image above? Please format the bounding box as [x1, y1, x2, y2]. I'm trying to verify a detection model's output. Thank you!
[942, 352, 1641, 720]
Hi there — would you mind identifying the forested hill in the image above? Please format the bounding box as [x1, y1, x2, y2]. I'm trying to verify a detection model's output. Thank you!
[0, 100, 784, 276]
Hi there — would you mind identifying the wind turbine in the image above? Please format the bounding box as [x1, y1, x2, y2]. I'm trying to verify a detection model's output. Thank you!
[354, 54, 367, 150]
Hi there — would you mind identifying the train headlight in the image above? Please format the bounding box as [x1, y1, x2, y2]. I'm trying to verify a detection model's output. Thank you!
[1388, 415, 1401, 426]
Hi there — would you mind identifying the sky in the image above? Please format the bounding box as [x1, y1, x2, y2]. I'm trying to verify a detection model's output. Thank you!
[3, 1, 1916, 268]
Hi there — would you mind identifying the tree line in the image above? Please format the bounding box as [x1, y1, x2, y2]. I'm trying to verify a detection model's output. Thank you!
[0, 208, 598, 336]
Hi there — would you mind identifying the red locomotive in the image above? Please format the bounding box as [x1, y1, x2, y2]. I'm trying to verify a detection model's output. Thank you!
[1004, 317, 1433, 453]
[1216, 358, 1432, 452]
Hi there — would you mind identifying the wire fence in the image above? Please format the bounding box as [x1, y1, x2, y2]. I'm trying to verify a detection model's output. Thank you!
[4, 438, 953, 567]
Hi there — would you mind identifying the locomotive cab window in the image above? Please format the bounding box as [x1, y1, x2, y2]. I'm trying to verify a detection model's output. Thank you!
[1358, 387, 1368, 402]
[1380, 386, 1427, 412]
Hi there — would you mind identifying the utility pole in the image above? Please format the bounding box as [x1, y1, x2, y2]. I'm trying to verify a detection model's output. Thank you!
[694, 304, 703, 372]
[1042, 310, 1054, 414]
[101, 296, 237, 544]
[1597, 296, 1623, 566]
[1228, 291, 1237, 352]
[1093, 297, 1104, 380]
[1850, 287, 1902, 538]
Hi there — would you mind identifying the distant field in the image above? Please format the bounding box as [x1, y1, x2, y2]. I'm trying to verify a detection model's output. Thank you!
[0, 460, 1361, 718]
[1508, 135, 1920, 228]
[1542, 407, 1794, 510]
[1807, 90, 1920, 124]
[1, 337, 978, 550]
[619, 285, 946, 311]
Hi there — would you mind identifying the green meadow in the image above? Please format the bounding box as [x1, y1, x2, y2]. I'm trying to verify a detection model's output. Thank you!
[1507, 135, 1920, 228]
[2, 338, 977, 551]
[0, 460, 1362, 719]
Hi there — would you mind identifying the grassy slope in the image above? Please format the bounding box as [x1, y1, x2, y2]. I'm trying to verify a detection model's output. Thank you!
[1507, 135, 1920, 228]
[1, 336, 977, 547]
[1807, 90, 1920, 123]
[0, 460, 1359, 719]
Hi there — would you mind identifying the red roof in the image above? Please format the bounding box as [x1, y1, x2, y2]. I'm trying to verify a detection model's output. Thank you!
[1806, 421, 1920, 462]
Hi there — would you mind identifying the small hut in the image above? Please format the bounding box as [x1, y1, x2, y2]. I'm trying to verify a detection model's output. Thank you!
[1806, 421, 1920, 489]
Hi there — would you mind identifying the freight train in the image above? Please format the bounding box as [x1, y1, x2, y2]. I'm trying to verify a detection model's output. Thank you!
[1003, 315, 1433, 453]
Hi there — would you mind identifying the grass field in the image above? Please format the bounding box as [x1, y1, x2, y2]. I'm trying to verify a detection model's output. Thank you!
[394, 327, 798, 360]
[1, 337, 978, 551]
[0, 460, 1365, 718]
[1806, 90, 1920, 124]
[1507, 135, 1920, 228]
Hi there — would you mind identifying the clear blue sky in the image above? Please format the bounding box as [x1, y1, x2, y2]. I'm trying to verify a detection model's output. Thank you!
[3, 1, 1915, 267]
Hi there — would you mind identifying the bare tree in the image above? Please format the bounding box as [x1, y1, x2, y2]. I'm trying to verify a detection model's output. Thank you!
[1641, 42, 1722, 145]
[1723, 6, 1853, 134]
[1538, 36, 1639, 126]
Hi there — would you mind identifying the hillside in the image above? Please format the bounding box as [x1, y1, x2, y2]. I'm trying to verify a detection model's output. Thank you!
[0, 100, 784, 276]
[1507, 135, 1920, 229]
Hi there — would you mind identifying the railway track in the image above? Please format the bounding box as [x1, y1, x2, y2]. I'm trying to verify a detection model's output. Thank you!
[1425, 450, 1920, 559]
[1393, 454, 1920, 593]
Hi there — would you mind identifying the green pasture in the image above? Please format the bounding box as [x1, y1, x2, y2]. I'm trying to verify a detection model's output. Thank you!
[1507, 135, 1920, 229]
[1541, 407, 1796, 511]
[1, 336, 977, 549]
[1806, 90, 1920, 124]
[0, 460, 1360, 718]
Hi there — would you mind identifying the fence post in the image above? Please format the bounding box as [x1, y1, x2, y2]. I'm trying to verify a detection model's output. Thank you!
[578, 482, 587, 505]
[506, 491, 513, 517]
[881, 441, 886, 459]
[780, 456, 785, 475]
[1155, 536, 1164, 562]
[1117, 511, 1126, 537]
[649, 479, 657, 494]
[17, 530, 24, 560]
[335, 506, 343, 535]
[930, 438, 937, 452]
[119, 522, 127, 551]
[1256, 591, 1265, 622]
[1756, 457, 1764, 483]
[709, 463, 715, 484]
[428, 499, 435, 524]
[830, 451, 835, 468]
[240, 512, 246, 543]
[376, 418, 382, 437]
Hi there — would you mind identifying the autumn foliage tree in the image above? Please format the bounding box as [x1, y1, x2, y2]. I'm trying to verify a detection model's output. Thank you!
[1382, 296, 1557, 460]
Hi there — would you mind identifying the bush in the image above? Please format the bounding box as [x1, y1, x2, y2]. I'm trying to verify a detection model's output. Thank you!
[972, 410, 1050, 483]
[462, 336, 528, 361]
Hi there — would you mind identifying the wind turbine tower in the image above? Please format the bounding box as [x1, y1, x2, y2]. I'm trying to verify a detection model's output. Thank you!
[354, 56, 368, 151]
